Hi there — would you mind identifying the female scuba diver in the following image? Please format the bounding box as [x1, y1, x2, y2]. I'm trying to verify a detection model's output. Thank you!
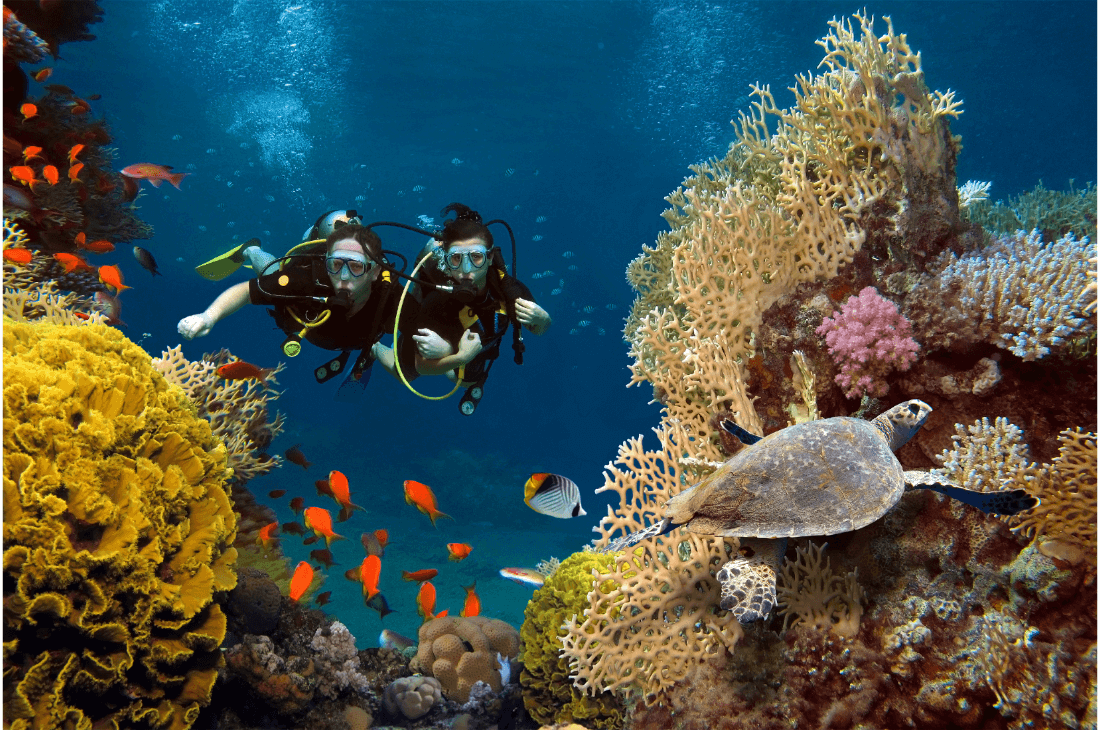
[373, 202, 551, 415]
[177, 210, 419, 391]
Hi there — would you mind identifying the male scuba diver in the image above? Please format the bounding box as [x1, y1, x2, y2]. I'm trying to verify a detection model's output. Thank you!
[373, 203, 551, 415]
[177, 210, 418, 392]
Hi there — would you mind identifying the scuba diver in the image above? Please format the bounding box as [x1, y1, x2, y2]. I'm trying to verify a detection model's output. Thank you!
[177, 210, 419, 393]
[373, 202, 552, 415]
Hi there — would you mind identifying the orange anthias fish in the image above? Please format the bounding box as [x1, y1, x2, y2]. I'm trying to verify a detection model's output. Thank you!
[20, 103, 37, 120]
[257, 521, 279, 549]
[401, 569, 438, 583]
[68, 163, 83, 183]
[3, 248, 33, 265]
[374, 528, 389, 548]
[303, 506, 344, 547]
[68, 144, 85, 164]
[403, 480, 452, 527]
[81, 239, 115, 254]
[97, 265, 131, 293]
[42, 165, 58, 185]
[54, 252, 93, 274]
[216, 360, 274, 382]
[120, 163, 189, 190]
[460, 582, 481, 618]
[9, 165, 41, 191]
[74, 232, 86, 247]
[328, 470, 364, 520]
[417, 580, 443, 621]
[22, 146, 43, 162]
[288, 561, 314, 602]
[447, 543, 473, 562]
[32, 68, 51, 82]
[359, 554, 381, 600]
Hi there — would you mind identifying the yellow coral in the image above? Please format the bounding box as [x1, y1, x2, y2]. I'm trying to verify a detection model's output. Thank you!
[3, 321, 237, 730]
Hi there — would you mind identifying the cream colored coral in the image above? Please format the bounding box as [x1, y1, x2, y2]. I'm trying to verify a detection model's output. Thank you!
[152, 345, 285, 482]
[3, 282, 103, 327]
[410, 616, 519, 702]
[776, 542, 864, 637]
[383, 676, 441, 720]
[1011, 429, 1097, 569]
[560, 530, 742, 705]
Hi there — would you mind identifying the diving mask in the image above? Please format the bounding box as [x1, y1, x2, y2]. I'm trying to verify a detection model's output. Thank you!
[441, 244, 489, 274]
[326, 252, 371, 280]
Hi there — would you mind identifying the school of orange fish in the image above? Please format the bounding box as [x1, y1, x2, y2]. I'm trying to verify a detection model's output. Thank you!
[258, 453, 483, 625]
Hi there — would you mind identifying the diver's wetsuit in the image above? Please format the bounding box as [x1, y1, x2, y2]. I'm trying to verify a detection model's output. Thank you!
[412, 269, 534, 384]
[248, 263, 419, 364]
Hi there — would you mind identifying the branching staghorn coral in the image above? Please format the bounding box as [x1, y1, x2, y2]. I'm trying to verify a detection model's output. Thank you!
[776, 542, 864, 637]
[153, 345, 285, 482]
[3, 280, 102, 326]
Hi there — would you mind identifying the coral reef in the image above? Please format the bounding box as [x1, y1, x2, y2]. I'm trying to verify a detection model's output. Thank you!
[520, 552, 625, 729]
[3, 321, 236, 730]
[383, 675, 442, 720]
[410, 616, 521, 702]
[602, 9, 1095, 727]
[963, 180, 1098, 243]
[153, 345, 286, 483]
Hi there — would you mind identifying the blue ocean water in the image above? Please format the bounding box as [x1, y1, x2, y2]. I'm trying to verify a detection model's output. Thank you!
[56, 1, 1095, 647]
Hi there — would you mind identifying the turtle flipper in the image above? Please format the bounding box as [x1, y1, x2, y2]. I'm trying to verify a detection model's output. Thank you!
[904, 470, 1038, 515]
[719, 419, 762, 445]
[716, 537, 787, 623]
[601, 517, 674, 553]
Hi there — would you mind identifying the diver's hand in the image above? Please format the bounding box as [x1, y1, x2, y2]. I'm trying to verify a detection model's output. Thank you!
[456, 329, 483, 363]
[412, 328, 454, 359]
[515, 298, 551, 335]
[177, 313, 214, 340]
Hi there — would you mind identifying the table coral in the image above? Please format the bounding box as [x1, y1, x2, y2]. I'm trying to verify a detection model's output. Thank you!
[410, 616, 520, 702]
[3, 321, 237, 730]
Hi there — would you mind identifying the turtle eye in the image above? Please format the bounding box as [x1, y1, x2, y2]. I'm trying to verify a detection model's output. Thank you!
[907, 402, 921, 416]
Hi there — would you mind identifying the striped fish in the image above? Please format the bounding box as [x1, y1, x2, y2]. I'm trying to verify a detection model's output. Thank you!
[524, 473, 586, 519]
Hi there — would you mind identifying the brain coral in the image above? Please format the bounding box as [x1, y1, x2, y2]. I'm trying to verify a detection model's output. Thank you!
[410, 615, 520, 702]
[3, 321, 238, 730]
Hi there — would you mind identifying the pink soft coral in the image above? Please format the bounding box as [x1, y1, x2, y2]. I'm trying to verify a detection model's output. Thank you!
[816, 286, 919, 399]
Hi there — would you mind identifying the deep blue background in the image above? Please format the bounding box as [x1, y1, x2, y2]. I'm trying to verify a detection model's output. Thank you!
[53, 1, 1096, 644]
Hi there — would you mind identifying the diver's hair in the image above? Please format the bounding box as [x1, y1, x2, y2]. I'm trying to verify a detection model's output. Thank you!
[439, 202, 493, 248]
[325, 224, 382, 260]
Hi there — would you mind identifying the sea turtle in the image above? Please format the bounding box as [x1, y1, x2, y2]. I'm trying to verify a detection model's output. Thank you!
[606, 400, 1037, 624]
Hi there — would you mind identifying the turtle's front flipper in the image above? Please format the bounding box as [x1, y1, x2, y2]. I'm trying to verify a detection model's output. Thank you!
[601, 518, 674, 553]
[716, 537, 787, 623]
[904, 470, 1038, 515]
[719, 419, 762, 445]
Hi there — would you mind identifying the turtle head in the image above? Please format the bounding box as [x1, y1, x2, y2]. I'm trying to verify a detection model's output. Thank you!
[872, 399, 932, 451]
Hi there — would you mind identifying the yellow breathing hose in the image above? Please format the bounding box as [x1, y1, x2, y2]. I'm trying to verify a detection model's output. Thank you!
[393, 253, 464, 400]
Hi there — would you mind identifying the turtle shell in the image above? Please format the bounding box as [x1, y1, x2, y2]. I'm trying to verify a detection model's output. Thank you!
[664, 417, 904, 538]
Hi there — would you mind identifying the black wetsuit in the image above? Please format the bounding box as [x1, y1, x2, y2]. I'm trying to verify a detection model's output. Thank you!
[248, 262, 418, 365]
[412, 268, 533, 383]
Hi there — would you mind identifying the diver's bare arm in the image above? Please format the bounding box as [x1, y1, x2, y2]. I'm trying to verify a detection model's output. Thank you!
[178, 281, 252, 340]
[204, 281, 252, 323]
[414, 330, 481, 375]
